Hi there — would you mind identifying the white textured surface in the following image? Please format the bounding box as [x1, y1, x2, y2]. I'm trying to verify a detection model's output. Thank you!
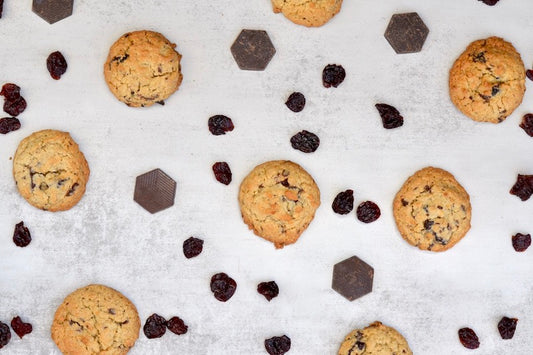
[1, 0, 533, 354]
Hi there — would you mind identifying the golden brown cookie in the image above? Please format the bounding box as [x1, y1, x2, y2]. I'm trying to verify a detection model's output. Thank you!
[449, 36, 525, 123]
[271, 0, 343, 27]
[104, 30, 183, 107]
[338, 321, 413, 355]
[51, 284, 141, 355]
[393, 167, 471, 252]
[13, 129, 90, 212]
[238, 160, 320, 248]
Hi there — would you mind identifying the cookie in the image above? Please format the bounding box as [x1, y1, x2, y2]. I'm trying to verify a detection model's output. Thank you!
[393, 167, 471, 252]
[51, 284, 141, 355]
[449, 36, 525, 123]
[104, 30, 183, 107]
[271, 0, 343, 27]
[238, 160, 320, 248]
[338, 321, 412, 355]
[13, 129, 90, 212]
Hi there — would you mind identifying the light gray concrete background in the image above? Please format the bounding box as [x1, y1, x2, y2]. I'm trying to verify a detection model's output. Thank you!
[1, 0, 533, 354]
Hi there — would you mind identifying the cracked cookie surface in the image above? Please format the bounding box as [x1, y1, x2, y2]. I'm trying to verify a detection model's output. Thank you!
[393, 167, 471, 252]
[13, 129, 90, 212]
[449, 36, 525, 123]
[338, 321, 412, 355]
[51, 284, 140, 355]
[271, 0, 343, 27]
[104, 30, 183, 107]
[238, 160, 320, 248]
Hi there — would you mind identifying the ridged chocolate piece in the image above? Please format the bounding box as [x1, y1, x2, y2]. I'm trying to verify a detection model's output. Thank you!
[134, 169, 176, 214]
[384, 12, 429, 54]
[32, 0, 73, 24]
[231, 29, 276, 71]
[332, 256, 374, 301]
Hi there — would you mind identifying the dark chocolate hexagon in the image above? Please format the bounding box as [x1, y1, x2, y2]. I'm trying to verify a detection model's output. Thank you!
[384, 12, 429, 54]
[332, 255, 374, 301]
[231, 29, 276, 71]
[32, 0, 73, 24]
[134, 168, 176, 214]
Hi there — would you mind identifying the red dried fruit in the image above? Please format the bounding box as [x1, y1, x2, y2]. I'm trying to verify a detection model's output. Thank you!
[4, 96, 26, 117]
[356, 201, 381, 223]
[510, 174, 533, 201]
[285, 92, 306, 112]
[143, 313, 167, 339]
[498, 316, 518, 339]
[257, 281, 279, 301]
[0, 321, 10, 349]
[212, 162, 232, 185]
[458, 327, 480, 349]
[210, 272, 237, 302]
[166, 316, 188, 335]
[208, 115, 234, 135]
[375, 103, 404, 129]
[290, 130, 320, 153]
[265, 335, 291, 355]
[0, 0, 3, 19]
[0, 117, 21, 134]
[322, 64, 345, 88]
[519, 114, 533, 137]
[183, 237, 204, 258]
[0, 83, 21, 100]
[13, 221, 31, 247]
[332, 189, 354, 215]
[512, 233, 531, 252]
[527, 70, 533, 82]
[478, 0, 499, 5]
[47, 51, 68, 80]
[10, 316, 32, 339]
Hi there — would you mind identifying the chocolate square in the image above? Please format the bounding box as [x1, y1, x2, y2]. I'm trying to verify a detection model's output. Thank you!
[230, 29, 276, 71]
[32, 0, 73, 24]
[332, 255, 374, 301]
[134, 169, 176, 214]
[384, 12, 429, 54]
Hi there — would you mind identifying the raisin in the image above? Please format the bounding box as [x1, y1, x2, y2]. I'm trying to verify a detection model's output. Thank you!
[458, 327, 480, 349]
[4, 96, 26, 116]
[0, 321, 10, 350]
[265, 335, 291, 355]
[356, 201, 381, 223]
[519, 114, 533, 137]
[257, 281, 279, 301]
[332, 189, 354, 215]
[527, 70, 533, 82]
[512, 233, 531, 252]
[212, 162, 232, 185]
[498, 316, 518, 339]
[0, 117, 21, 134]
[285, 92, 306, 112]
[0, 83, 21, 100]
[208, 115, 234, 135]
[13, 221, 31, 247]
[10, 316, 32, 339]
[478, 0, 499, 5]
[510, 174, 533, 201]
[183, 237, 204, 258]
[375, 103, 404, 129]
[322, 64, 345, 88]
[47, 51, 68, 80]
[166, 316, 188, 335]
[143, 313, 167, 339]
[290, 130, 320, 153]
[210, 272, 237, 302]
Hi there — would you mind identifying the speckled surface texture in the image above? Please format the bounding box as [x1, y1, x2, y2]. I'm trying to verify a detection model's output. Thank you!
[1, 0, 533, 354]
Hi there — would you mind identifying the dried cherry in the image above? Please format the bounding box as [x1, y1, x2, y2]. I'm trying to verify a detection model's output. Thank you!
[212, 162, 232, 185]
[208, 115, 234, 135]
[290, 130, 320, 153]
[458, 327, 480, 349]
[47, 51, 68, 80]
[322, 64, 345, 88]
[257, 281, 279, 301]
[166, 316, 188, 335]
[356, 201, 381, 223]
[512, 233, 531, 252]
[0, 0, 3, 19]
[0, 321, 10, 349]
[478, 0, 499, 5]
[498, 316, 518, 339]
[375, 103, 404, 129]
[285, 92, 306, 112]
[210, 272, 237, 302]
[0, 117, 20, 134]
[4, 96, 26, 116]
[183, 237, 204, 258]
[13, 221, 31, 247]
[332, 189, 354, 215]
[510, 174, 533, 201]
[519, 114, 533, 137]
[143, 313, 167, 339]
[527, 70, 533, 82]
[265, 335, 291, 355]
[10, 316, 32, 339]
[0, 83, 20, 100]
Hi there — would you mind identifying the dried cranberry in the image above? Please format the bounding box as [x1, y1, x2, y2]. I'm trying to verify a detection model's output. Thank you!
[356, 201, 381, 223]
[458, 327, 480, 349]
[10, 316, 32, 339]
[322, 64, 345, 88]
[510, 174, 533, 201]
[0, 83, 21, 100]
[478, 0, 499, 5]
[290, 130, 320, 153]
[210, 272, 237, 302]
[512, 233, 531, 252]
[166, 316, 188, 335]
[13, 221, 31, 247]
[519, 114, 533, 137]
[375, 103, 404, 129]
[143, 313, 167, 339]
[332, 189, 354, 215]
[0, 117, 20, 134]
[285, 92, 306, 112]
[208, 115, 234, 135]
[527, 70, 533, 82]
[0, 0, 3, 19]
[0, 321, 10, 350]
[498, 316, 518, 339]
[212, 162, 232, 185]
[265, 335, 291, 355]
[257, 281, 279, 301]
[183, 237, 204, 258]
[47, 51, 68, 80]
[4, 96, 26, 116]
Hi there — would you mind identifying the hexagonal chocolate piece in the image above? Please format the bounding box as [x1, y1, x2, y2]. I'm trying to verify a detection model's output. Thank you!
[332, 255, 374, 301]
[230, 29, 276, 71]
[32, 0, 73, 24]
[384, 12, 429, 54]
[134, 169, 176, 214]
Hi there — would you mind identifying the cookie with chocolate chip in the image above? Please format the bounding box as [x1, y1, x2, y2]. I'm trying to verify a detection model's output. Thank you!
[271, 0, 343, 27]
[338, 321, 412, 355]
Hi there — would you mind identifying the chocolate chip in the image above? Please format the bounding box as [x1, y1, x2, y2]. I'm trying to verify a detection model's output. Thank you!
[384, 12, 429, 54]
[133, 168, 177, 214]
[332, 255, 374, 301]
[230, 29, 276, 71]
[32, 0, 74, 24]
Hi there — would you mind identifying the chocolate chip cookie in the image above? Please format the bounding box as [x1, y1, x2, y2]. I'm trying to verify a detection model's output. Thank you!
[338, 321, 412, 355]
[271, 0, 343, 27]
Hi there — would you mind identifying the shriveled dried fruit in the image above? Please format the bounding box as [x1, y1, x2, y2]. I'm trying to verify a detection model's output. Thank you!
[290, 130, 320, 153]
[527, 70, 533, 82]
[478, 0, 499, 5]
[0, 0, 3, 19]
[13, 221, 31, 247]
[183, 237, 204, 258]
[498, 316, 518, 339]
[257, 281, 279, 301]
[512, 233, 531, 252]
[11, 316, 32, 339]
[322, 64, 345, 88]
[375, 103, 404, 129]
[519, 114, 533, 137]
[332, 189, 354, 215]
[356, 201, 381, 223]
[143, 313, 167, 339]
[285, 92, 306, 112]
[210, 272, 237, 302]
[0, 321, 10, 349]
[458, 327, 480, 349]
[208, 115, 234, 135]
[4, 96, 26, 116]
[0, 117, 21, 134]
[0, 83, 21, 100]
[212, 162, 232, 185]
[166, 316, 188, 335]
[47, 51, 68, 80]
[265, 335, 291, 355]
[510, 174, 533, 201]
